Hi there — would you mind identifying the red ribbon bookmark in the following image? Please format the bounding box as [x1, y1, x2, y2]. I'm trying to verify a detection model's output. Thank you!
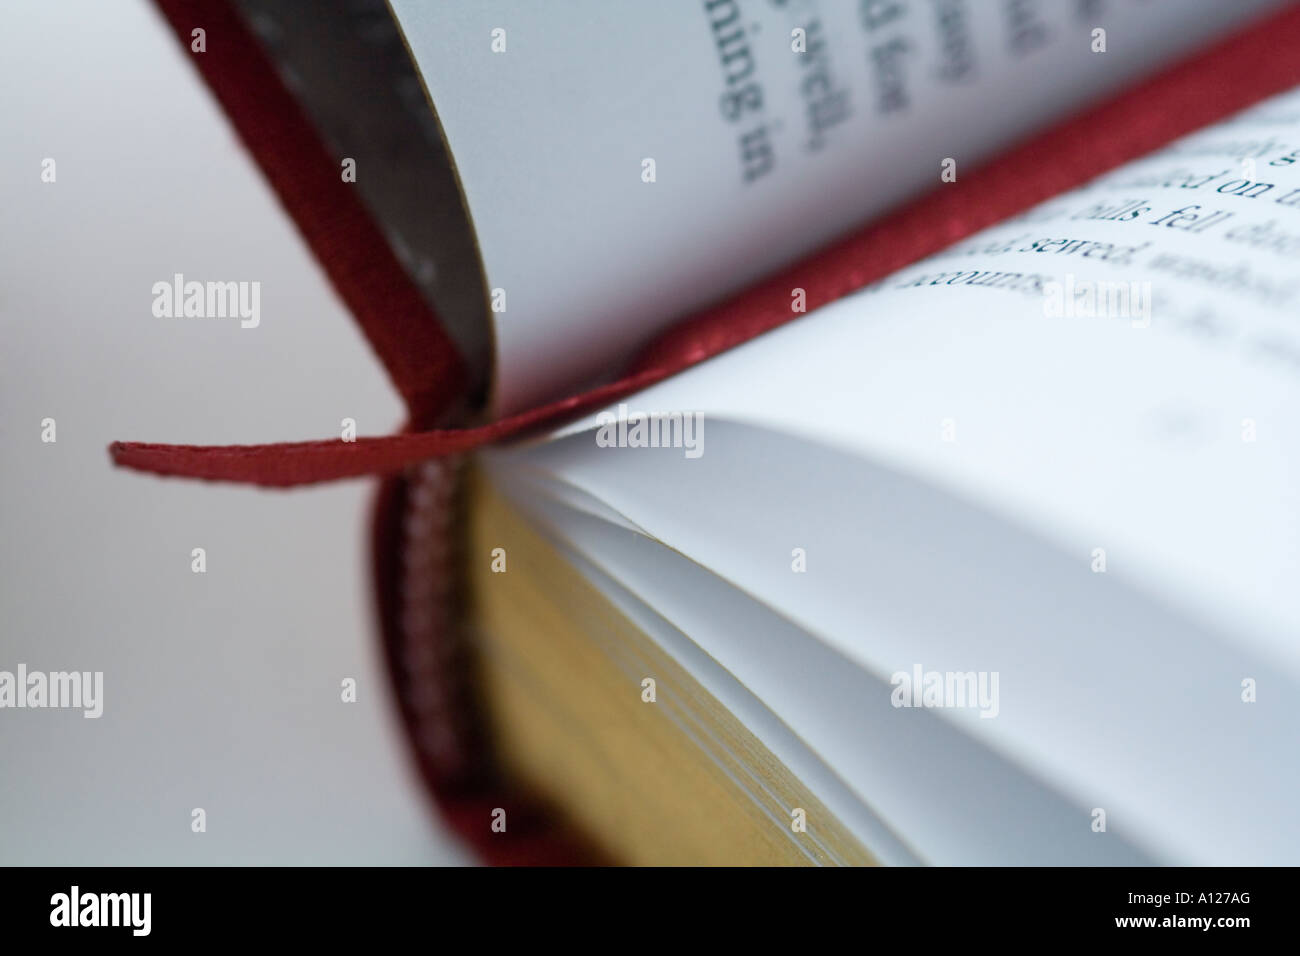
[114, 1, 1300, 489]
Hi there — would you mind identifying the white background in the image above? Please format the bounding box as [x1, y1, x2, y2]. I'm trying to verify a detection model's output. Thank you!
[0, 0, 469, 864]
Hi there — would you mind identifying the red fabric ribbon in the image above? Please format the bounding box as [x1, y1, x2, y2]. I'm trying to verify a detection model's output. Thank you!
[117, 2, 1300, 487]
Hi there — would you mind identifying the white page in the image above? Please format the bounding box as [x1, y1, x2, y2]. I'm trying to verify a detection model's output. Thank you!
[490, 461, 1159, 864]
[493, 83, 1300, 863]
[390, 0, 1284, 414]
[556, 82, 1300, 673]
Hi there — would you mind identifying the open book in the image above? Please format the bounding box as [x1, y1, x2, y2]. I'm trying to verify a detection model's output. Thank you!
[158, 1, 1300, 864]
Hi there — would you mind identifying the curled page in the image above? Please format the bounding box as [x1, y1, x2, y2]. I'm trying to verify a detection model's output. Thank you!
[507, 81, 1300, 864]
[390, 0, 1285, 413]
